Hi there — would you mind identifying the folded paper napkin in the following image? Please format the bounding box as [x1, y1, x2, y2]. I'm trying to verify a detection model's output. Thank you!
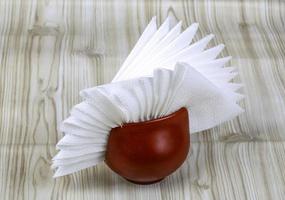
[52, 16, 244, 177]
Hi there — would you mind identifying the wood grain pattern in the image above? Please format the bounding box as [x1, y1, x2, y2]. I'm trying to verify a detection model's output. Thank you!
[0, 0, 285, 199]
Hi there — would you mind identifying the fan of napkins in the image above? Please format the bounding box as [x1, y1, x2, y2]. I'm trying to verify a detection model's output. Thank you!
[52, 16, 243, 177]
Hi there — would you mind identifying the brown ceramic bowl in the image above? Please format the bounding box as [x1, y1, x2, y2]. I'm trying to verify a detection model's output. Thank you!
[105, 107, 190, 185]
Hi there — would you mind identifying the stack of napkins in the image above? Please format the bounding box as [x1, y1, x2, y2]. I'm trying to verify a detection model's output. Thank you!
[52, 16, 243, 177]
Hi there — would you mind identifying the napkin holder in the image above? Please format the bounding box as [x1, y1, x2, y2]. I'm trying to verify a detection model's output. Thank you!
[105, 107, 190, 184]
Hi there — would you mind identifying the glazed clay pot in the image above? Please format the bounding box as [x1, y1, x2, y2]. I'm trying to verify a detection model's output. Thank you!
[105, 107, 190, 185]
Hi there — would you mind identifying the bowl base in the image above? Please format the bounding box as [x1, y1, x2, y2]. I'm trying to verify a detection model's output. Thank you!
[125, 178, 164, 185]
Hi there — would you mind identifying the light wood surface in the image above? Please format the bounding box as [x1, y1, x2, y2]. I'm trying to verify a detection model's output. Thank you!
[0, 0, 285, 199]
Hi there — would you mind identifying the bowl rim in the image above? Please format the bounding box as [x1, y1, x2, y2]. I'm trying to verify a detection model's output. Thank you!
[113, 107, 188, 128]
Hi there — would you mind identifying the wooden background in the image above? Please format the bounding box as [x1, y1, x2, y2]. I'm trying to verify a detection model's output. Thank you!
[0, 0, 285, 199]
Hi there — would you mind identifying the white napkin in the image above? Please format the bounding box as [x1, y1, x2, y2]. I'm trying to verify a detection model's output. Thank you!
[52, 16, 243, 177]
